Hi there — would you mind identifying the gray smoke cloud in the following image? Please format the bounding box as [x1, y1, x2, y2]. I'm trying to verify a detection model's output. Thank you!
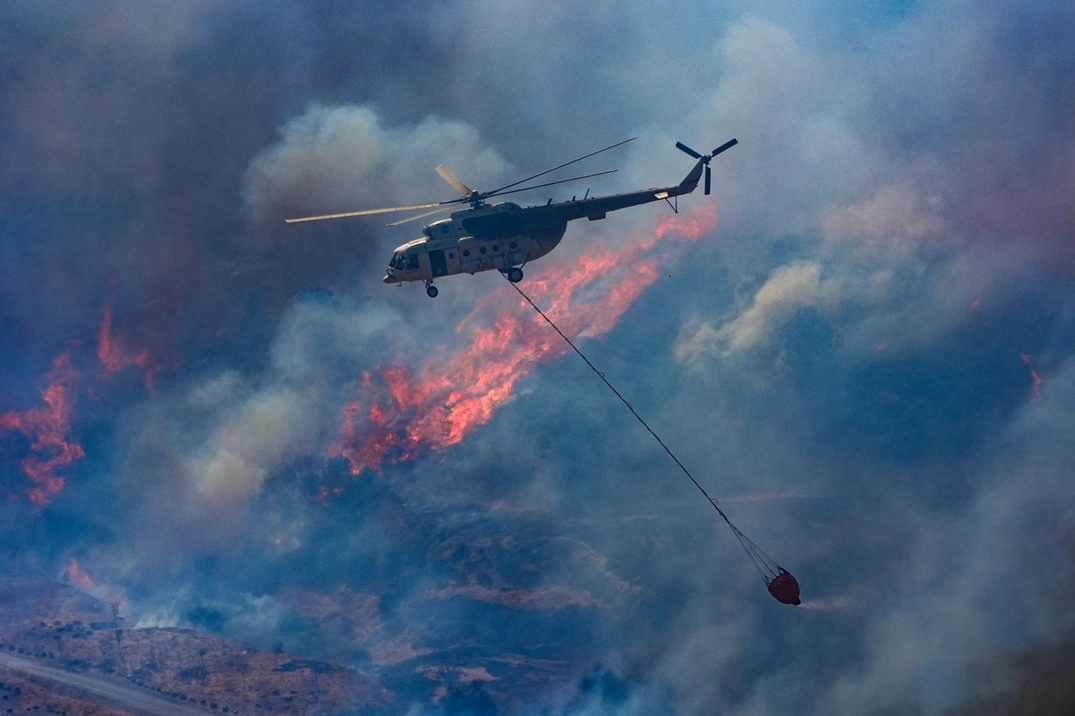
[2, 1, 1075, 714]
[244, 104, 510, 225]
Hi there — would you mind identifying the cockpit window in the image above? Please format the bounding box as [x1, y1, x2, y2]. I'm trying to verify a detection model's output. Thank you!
[389, 253, 421, 271]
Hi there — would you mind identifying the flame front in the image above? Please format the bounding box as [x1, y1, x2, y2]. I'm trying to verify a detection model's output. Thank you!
[331, 206, 717, 476]
[0, 353, 85, 505]
[98, 305, 159, 390]
[67, 556, 95, 588]
[2, 306, 160, 506]
[66, 555, 127, 607]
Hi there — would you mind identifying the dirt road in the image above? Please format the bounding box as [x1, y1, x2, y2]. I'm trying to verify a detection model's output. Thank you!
[0, 650, 209, 716]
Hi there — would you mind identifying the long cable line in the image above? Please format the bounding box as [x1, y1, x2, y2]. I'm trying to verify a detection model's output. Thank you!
[503, 274, 801, 604]
[505, 278, 720, 510]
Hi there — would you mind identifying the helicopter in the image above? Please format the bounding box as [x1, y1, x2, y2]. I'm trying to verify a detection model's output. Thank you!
[286, 137, 737, 297]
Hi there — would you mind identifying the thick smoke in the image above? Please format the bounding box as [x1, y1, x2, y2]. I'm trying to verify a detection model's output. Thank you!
[244, 104, 510, 225]
[2, 1, 1075, 715]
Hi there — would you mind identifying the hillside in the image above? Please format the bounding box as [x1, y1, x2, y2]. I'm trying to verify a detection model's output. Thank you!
[0, 577, 391, 715]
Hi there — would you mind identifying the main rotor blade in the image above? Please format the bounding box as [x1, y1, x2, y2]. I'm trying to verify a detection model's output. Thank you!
[486, 137, 635, 197]
[675, 141, 703, 159]
[285, 200, 455, 223]
[385, 205, 455, 227]
[486, 169, 617, 200]
[435, 164, 473, 196]
[710, 138, 738, 157]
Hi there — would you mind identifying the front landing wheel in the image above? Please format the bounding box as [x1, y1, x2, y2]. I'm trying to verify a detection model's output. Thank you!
[426, 285, 439, 298]
[507, 267, 524, 283]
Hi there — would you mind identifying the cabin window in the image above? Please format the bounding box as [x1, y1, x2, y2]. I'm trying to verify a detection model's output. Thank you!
[406, 254, 419, 270]
[479, 247, 487, 254]
[463, 249, 470, 257]
[510, 241, 518, 250]
[448, 252, 455, 259]
[492, 244, 500, 252]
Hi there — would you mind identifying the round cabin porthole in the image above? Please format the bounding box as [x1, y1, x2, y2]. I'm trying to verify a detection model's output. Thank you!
[448, 253, 455, 259]
[492, 244, 500, 252]
[480, 247, 487, 254]
[462, 249, 470, 257]
[510, 241, 518, 249]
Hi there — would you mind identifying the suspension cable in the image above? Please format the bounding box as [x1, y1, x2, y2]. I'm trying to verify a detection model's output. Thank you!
[502, 274, 796, 587]
[503, 278, 745, 525]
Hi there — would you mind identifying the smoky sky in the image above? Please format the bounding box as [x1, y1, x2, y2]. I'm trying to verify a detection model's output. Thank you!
[3, 1, 1075, 714]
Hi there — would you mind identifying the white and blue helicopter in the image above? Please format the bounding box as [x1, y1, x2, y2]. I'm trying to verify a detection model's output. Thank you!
[287, 137, 736, 297]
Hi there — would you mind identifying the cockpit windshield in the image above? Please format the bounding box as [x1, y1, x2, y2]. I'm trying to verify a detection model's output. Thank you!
[389, 253, 419, 271]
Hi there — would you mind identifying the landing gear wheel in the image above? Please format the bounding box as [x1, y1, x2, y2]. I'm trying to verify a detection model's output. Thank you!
[507, 267, 524, 283]
[426, 284, 439, 298]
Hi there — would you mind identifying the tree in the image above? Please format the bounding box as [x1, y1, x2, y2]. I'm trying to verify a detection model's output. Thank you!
[115, 629, 127, 674]
[272, 642, 284, 668]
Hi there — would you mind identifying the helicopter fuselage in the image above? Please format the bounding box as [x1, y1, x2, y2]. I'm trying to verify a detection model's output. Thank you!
[384, 203, 567, 284]
[287, 136, 736, 296]
[383, 160, 707, 287]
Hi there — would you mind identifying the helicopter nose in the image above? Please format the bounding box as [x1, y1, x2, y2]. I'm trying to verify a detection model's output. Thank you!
[383, 273, 393, 284]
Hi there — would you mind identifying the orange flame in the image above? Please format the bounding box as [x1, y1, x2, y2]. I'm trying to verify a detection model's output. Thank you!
[66, 555, 128, 609]
[331, 206, 717, 476]
[67, 556, 94, 588]
[98, 305, 159, 390]
[0, 352, 85, 505]
[1021, 353, 1042, 402]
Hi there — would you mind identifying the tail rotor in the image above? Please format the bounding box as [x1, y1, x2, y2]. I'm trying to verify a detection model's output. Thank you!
[676, 138, 738, 195]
